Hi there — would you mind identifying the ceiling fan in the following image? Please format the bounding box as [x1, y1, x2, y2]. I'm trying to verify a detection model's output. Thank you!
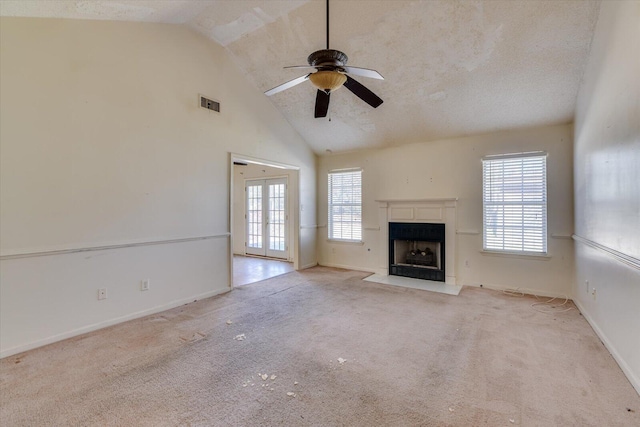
[264, 0, 384, 118]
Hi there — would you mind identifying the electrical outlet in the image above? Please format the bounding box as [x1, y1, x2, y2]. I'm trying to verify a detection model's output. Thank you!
[140, 279, 150, 291]
[97, 288, 107, 300]
[465, 259, 470, 268]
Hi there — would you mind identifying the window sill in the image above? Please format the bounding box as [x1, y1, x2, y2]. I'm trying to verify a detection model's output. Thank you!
[480, 250, 551, 260]
[327, 239, 365, 246]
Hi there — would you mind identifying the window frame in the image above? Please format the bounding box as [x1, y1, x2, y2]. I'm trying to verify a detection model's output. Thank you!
[327, 168, 363, 243]
[482, 152, 548, 255]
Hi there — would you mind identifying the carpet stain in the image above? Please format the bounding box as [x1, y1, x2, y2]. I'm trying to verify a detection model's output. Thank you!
[180, 332, 206, 343]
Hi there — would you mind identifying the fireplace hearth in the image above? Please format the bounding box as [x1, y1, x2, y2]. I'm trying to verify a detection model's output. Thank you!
[389, 222, 445, 282]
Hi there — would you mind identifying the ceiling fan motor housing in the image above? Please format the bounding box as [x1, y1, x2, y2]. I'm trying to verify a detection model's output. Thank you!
[307, 49, 348, 68]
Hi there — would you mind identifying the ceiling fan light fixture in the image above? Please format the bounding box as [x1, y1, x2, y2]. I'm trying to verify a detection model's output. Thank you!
[309, 70, 347, 93]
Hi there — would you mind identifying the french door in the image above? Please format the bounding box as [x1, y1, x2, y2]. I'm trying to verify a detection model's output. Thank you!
[245, 178, 288, 259]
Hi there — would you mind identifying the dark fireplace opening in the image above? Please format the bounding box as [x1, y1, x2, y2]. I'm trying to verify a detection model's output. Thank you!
[389, 222, 445, 282]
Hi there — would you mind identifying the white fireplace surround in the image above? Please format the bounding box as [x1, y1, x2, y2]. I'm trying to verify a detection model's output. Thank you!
[377, 198, 458, 284]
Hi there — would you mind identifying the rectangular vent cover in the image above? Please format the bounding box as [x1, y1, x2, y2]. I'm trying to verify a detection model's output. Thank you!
[200, 96, 220, 112]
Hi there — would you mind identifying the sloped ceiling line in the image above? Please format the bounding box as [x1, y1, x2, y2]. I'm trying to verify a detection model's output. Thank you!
[0, 0, 601, 154]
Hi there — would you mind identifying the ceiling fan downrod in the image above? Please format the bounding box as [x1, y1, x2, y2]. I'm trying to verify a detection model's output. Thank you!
[326, 0, 330, 49]
[307, 0, 348, 71]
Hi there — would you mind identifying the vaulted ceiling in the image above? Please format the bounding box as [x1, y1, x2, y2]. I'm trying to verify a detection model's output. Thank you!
[1, 0, 601, 154]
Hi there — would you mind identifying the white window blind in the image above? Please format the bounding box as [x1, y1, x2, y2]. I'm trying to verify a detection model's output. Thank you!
[483, 153, 547, 254]
[328, 169, 362, 241]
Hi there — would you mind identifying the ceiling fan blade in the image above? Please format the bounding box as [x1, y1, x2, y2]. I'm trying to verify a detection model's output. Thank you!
[264, 74, 310, 96]
[315, 90, 330, 118]
[343, 76, 383, 108]
[284, 65, 316, 70]
[342, 66, 384, 80]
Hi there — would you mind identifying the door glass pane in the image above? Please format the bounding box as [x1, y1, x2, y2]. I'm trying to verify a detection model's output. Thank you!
[247, 184, 262, 248]
[268, 183, 285, 251]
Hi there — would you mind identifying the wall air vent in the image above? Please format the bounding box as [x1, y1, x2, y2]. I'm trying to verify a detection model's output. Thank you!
[200, 95, 220, 112]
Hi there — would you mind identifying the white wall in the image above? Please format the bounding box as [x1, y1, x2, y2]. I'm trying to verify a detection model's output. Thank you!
[573, 1, 640, 394]
[317, 124, 575, 297]
[232, 163, 297, 261]
[0, 18, 316, 357]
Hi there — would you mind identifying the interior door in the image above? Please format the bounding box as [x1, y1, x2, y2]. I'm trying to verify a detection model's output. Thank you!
[245, 178, 288, 259]
[245, 180, 264, 257]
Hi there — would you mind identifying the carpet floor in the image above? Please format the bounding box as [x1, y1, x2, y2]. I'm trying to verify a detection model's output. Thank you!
[1, 267, 638, 426]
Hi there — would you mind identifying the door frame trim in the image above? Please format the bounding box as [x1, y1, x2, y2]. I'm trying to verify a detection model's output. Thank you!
[229, 153, 300, 288]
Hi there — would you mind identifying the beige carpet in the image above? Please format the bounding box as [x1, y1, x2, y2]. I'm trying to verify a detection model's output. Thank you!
[1, 267, 638, 426]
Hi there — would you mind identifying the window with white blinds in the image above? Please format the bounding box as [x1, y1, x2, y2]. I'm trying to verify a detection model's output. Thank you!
[328, 169, 362, 241]
[483, 153, 547, 254]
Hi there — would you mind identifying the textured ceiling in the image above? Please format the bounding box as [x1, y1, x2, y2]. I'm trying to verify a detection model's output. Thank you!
[1, 0, 601, 154]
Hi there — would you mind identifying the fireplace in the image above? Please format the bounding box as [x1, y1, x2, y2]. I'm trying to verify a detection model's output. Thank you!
[389, 222, 445, 282]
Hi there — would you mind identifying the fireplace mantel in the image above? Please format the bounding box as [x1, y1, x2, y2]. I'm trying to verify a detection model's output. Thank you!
[377, 198, 458, 284]
[376, 198, 458, 206]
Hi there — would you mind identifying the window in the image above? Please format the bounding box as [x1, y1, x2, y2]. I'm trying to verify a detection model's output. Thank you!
[483, 153, 547, 254]
[328, 169, 362, 241]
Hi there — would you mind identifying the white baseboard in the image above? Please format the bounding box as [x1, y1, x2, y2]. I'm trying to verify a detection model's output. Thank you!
[299, 262, 318, 270]
[0, 287, 231, 359]
[573, 299, 640, 396]
[318, 262, 377, 274]
[464, 282, 571, 299]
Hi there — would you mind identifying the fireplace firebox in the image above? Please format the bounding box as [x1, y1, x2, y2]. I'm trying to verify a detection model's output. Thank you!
[389, 222, 445, 282]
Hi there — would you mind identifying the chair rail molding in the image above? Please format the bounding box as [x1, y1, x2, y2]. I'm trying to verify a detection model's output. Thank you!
[0, 233, 231, 261]
[572, 234, 640, 271]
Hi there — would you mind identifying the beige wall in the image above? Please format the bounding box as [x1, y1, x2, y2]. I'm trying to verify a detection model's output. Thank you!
[317, 124, 575, 297]
[0, 18, 316, 357]
[573, 1, 640, 394]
